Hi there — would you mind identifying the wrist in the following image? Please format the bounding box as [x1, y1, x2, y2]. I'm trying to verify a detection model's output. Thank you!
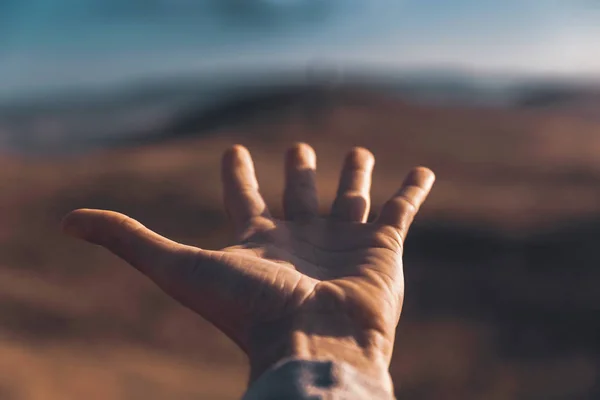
[247, 311, 395, 392]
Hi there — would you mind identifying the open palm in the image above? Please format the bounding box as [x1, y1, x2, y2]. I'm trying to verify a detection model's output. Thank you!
[62, 143, 435, 381]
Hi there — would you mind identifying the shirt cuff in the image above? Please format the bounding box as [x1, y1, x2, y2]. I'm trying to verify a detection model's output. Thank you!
[242, 358, 395, 400]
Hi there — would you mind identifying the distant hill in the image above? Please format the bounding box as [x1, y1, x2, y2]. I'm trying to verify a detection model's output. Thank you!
[0, 68, 598, 153]
[515, 84, 600, 120]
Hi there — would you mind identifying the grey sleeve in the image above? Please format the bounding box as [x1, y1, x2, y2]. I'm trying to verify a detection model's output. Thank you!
[241, 358, 395, 400]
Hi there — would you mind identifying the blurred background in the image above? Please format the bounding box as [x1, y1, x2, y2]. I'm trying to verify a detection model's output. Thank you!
[1, 1, 600, 399]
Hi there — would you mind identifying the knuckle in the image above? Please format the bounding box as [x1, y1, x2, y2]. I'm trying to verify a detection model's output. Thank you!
[338, 191, 364, 203]
[373, 226, 403, 252]
[292, 172, 317, 189]
[390, 196, 418, 216]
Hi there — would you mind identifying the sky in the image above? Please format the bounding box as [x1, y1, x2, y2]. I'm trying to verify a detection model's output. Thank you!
[1, 0, 599, 99]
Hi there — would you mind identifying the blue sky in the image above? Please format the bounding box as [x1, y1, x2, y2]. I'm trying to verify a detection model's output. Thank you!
[1, 0, 599, 98]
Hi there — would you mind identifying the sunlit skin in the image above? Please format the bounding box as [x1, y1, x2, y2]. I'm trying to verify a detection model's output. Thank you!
[61, 143, 435, 393]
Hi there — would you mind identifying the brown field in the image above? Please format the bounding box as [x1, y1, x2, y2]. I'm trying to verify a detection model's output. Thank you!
[1, 92, 599, 399]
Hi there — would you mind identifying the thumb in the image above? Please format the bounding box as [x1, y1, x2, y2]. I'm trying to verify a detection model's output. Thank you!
[61, 209, 186, 280]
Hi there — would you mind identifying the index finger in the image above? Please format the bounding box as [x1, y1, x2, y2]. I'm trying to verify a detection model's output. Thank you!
[221, 145, 271, 235]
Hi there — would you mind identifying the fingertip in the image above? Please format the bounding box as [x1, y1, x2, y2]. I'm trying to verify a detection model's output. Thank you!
[345, 147, 375, 170]
[60, 208, 93, 239]
[61, 209, 135, 244]
[222, 144, 251, 167]
[404, 166, 436, 191]
[289, 142, 314, 153]
[227, 144, 250, 156]
[286, 142, 316, 168]
[222, 144, 258, 189]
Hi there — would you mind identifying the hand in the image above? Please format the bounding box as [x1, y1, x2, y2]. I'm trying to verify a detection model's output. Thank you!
[62, 143, 435, 391]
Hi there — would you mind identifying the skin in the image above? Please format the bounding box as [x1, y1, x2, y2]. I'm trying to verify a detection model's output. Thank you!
[61, 143, 435, 394]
